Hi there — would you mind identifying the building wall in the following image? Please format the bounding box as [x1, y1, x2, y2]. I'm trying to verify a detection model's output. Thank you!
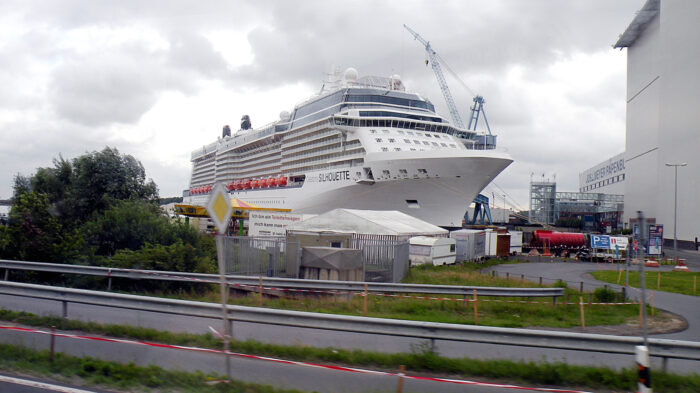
[623, 0, 700, 242]
[656, 0, 700, 242]
[578, 152, 626, 194]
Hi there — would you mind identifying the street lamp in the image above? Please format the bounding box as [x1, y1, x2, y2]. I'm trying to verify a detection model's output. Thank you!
[665, 163, 687, 252]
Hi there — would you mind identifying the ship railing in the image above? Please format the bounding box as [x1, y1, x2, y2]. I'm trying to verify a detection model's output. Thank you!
[283, 129, 341, 149]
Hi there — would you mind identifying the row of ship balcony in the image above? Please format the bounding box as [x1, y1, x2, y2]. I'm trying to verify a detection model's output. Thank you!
[189, 176, 294, 195]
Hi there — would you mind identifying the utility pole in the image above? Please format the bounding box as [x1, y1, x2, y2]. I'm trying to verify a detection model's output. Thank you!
[665, 163, 686, 253]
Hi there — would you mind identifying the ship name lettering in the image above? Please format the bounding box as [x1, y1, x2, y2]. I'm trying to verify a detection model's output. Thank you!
[319, 170, 350, 182]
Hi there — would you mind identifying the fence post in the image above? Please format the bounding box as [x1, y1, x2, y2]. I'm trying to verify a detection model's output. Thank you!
[580, 281, 584, 292]
[506, 272, 509, 280]
[61, 301, 67, 318]
[396, 365, 406, 393]
[657, 271, 661, 290]
[472, 289, 478, 325]
[579, 297, 585, 331]
[49, 326, 56, 362]
[4, 269, 8, 281]
[520, 274, 524, 281]
[539, 276, 542, 285]
[650, 292, 654, 317]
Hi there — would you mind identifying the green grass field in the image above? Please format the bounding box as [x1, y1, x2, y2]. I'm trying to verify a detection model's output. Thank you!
[591, 270, 700, 296]
[157, 262, 650, 329]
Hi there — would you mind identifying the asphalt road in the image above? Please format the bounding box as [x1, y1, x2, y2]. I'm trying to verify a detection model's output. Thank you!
[0, 372, 105, 393]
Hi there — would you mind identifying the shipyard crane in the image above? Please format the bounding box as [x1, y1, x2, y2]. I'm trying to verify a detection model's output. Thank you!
[403, 25, 492, 135]
[403, 24, 465, 129]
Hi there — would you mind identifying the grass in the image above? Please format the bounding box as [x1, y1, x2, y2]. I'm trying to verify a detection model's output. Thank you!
[131, 262, 650, 329]
[591, 270, 700, 296]
[0, 343, 302, 393]
[0, 311, 697, 392]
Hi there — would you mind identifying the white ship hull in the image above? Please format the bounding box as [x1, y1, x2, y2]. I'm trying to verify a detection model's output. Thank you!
[186, 149, 512, 227]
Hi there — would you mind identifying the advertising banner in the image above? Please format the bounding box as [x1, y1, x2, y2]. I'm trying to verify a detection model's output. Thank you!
[248, 212, 314, 237]
[648, 225, 663, 255]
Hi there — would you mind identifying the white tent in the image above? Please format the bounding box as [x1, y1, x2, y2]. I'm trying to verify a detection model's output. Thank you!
[286, 209, 447, 238]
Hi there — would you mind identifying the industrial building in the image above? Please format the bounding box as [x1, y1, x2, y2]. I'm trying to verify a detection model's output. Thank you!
[577, 0, 700, 246]
[528, 181, 624, 232]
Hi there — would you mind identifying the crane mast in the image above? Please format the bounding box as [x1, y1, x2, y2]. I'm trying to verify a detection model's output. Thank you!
[403, 24, 465, 129]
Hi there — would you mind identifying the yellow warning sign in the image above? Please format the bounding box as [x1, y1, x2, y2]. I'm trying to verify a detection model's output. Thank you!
[205, 183, 232, 235]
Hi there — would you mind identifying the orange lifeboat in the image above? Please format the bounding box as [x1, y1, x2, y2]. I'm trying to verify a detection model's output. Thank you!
[265, 178, 275, 187]
[225, 182, 234, 191]
[275, 176, 287, 187]
[233, 180, 242, 190]
[251, 179, 259, 188]
[242, 179, 251, 189]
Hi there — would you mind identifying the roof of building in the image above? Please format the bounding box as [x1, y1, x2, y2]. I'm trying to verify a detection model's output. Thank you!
[286, 209, 448, 236]
[613, 0, 660, 48]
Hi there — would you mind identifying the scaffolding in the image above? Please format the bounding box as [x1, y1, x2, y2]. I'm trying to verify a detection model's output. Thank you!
[529, 181, 556, 225]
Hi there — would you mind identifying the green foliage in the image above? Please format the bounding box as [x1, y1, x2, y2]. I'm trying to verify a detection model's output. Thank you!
[593, 287, 618, 303]
[555, 217, 582, 229]
[553, 279, 568, 288]
[4, 147, 214, 282]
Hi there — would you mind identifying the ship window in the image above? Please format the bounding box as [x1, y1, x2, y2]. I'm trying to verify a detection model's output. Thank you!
[370, 129, 377, 134]
[404, 139, 411, 143]
[381, 147, 388, 152]
[394, 147, 402, 151]
[418, 169, 428, 174]
[406, 199, 420, 208]
[388, 138, 396, 143]
[450, 144, 457, 148]
[413, 140, 420, 144]
[422, 141, 430, 146]
[383, 170, 390, 176]
[407, 131, 415, 136]
[434, 134, 440, 139]
[398, 130, 405, 135]
[375, 138, 382, 142]
[425, 133, 432, 138]
[441, 143, 448, 147]
[431, 142, 439, 146]
[399, 169, 408, 174]
[382, 129, 389, 134]
[410, 148, 416, 151]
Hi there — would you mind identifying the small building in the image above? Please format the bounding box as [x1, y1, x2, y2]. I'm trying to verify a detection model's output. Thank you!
[408, 236, 456, 266]
[450, 229, 486, 262]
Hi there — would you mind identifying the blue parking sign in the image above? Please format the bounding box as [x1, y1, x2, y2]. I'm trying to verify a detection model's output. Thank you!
[591, 235, 611, 249]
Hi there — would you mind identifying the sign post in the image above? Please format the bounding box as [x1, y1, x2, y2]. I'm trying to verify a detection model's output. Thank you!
[205, 183, 233, 380]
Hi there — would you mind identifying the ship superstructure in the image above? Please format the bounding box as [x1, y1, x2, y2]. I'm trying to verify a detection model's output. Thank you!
[185, 68, 512, 227]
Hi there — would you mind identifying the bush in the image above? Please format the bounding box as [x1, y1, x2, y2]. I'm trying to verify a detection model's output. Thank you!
[553, 279, 568, 288]
[593, 287, 617, 303]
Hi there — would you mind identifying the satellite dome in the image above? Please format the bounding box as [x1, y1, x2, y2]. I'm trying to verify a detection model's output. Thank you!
[279, 111, 291, 121]
[344, 67, 358, 83]
[390, 74, 404, 91]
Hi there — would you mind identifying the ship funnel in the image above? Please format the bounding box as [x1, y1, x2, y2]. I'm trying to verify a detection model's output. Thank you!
[222, 125, 231, 137]
[241, 115, 252, 130]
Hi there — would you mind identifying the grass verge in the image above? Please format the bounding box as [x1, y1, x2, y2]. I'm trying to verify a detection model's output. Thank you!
[0, 342, 301, 393]
[0, 311, 698, 393]
[591, 270, 700, 297]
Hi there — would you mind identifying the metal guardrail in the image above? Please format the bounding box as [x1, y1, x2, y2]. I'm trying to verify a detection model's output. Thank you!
[0, 259, 564, 298]
[0, 280, 698, 362]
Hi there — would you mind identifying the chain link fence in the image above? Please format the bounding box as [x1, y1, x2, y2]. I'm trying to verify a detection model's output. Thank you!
[221, 236, 300, 277]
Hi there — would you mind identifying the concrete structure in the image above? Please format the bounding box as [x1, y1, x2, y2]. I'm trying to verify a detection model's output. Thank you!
[613, 0, 700, 244]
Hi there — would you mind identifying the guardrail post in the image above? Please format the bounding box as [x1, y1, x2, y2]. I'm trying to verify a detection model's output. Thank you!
[579, 281, 583, 292]
[61, 300, 67, 318]
[552, 296, 557, 308]
[363, 283, 368, 316]
[539, 276, 542, 286]
[3, 269, 8, 281]
[506, 272, 509, 280]
[107, 268, 112, 291]
[472, 289, 478, 325]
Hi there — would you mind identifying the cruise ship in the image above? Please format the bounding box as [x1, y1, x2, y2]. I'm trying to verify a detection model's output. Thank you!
[184, 68, 513, 227]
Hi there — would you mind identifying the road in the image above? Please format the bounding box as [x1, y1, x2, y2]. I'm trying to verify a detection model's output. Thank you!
[0, 372, 105, 393]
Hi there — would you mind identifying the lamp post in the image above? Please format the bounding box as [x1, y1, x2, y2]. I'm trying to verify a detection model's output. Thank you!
[665, 163, 687, 252]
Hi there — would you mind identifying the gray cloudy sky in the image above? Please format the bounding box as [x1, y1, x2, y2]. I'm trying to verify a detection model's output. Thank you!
[0, 0, 643, 209]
